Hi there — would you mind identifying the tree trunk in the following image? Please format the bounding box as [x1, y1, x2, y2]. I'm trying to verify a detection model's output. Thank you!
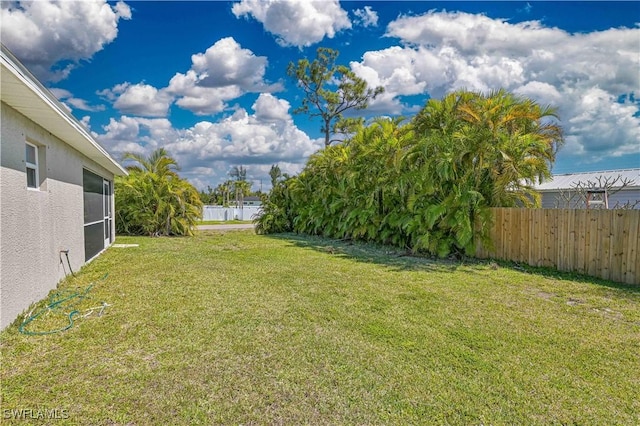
[324, 118, 331, 147]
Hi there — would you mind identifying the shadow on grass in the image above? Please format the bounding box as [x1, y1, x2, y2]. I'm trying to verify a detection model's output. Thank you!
[265, 232, 487, 275]
[493, 259, 640, 295]
[264, 232, 640, 295]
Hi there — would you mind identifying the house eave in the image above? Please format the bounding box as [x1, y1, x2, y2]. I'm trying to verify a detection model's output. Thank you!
[1, 44, 127, 177]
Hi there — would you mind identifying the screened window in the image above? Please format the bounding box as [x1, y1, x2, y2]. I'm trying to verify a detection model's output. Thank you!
[84, 223, 104, 261]
[83, 169, 113, 261]
[26, 143, 38, 188]
[83, 169, 105, 224]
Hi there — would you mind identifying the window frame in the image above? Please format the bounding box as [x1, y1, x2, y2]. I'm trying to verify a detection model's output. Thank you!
[83, 168, 113, 261]
[25, 142, 39, 189]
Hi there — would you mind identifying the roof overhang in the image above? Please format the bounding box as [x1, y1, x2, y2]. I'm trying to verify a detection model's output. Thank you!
[1, 44, 127, 177]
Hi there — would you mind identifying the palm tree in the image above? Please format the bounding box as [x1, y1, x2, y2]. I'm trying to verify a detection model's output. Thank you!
[232, 180, 252, 208]
[412, 89, 563, 205]
[122, 147, 180, 178]
[115, 148, 202, 236]
[229, 165, 247, 181]
[269, 164, 282, 188]
[405, 89, 564, 254]
[215, 181, 233, 206]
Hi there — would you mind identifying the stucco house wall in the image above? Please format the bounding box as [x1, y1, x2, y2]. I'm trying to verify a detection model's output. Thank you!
[1, 45, 126, 329]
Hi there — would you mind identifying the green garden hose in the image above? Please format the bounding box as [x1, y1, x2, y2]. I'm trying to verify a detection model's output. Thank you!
[18, 273, 109, 336]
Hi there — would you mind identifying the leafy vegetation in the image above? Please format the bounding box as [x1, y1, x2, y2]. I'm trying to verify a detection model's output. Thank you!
[115, 148, 202, 236]
[254, 173, 296, 235]
[288, 47, 384, 146]
[198, 165, 260, 206]
[257, 89, 564, 257]
[228, 165, 252, 207]
[268, 163, 283, 188]
[2, 231, 638, 424]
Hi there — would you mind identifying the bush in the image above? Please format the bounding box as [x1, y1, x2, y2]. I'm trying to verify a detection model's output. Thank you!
[115, 149, 202, 236]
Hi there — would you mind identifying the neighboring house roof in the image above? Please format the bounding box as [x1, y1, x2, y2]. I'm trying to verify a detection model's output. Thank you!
[1, 44, 126, 176]
[534, 168, 640, 192]
[244, 196, 261, 202]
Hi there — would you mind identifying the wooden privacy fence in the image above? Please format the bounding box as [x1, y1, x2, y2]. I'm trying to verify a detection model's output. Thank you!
[475, 208, 640, 285]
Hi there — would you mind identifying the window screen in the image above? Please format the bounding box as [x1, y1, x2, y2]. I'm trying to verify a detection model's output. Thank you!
[83, 169, 111, 261]
[84, 222, 104, 261]
[83, 169, 104, 224]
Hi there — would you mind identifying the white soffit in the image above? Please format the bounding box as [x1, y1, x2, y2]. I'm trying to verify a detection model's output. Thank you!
[1, 44, 127, 176]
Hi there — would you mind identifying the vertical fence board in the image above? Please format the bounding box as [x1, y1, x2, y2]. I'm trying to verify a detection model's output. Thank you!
[529, 209, 538, 266]
[478, 208, 639, 285]
[511, 209, 520, 262]
[549, 209, 559, 269]
[575, 209, 587, 275]
[596, 210, 611, 279]
[557, 210, 565, 271]
[566, 210, 577, 272]
[536, 209, 545, 267]
[619, 211, 630, 283]
[624, 211, 639, 284]
[501, 208, 510, 261]
[586, 210, 600, 277]
[542, 209, 550, 267]
[610, 211, 625, 283]
[541, 210, 549, 267]
[521, 209, 530, 264]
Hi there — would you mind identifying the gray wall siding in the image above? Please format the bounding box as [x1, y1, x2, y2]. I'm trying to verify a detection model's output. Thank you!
[1, 103, 114, 329]
[541, 189, 640, 209]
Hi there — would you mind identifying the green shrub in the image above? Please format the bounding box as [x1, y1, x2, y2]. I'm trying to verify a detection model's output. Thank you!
[115, 148, 202, 236]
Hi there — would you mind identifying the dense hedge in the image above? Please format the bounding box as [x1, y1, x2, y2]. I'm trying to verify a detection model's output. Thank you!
[256, 89, 563, 257]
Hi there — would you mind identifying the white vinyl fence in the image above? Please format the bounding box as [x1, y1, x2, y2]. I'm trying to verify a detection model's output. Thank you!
[202, 205, 262, 221]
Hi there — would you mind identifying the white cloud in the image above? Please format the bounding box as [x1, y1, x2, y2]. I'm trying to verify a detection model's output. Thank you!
[166, 71, 243, 116]
[0, 0, 131, 81]
[252, 93, 292, 122]
[562, 87, 640, 160]
[49, 88, 106, 112]
[232, 0, 351, 47]
[95, 95, 323, 190]
[97, 38, 281, 117]
[190, 37, 273, 90]
[349, 10, 640, 167]
[99, 82, 172, 117]
[386, 11, 560, 56]
[351, 46, 428, 96]
[48, 88, 73, 100]
[166, 38, 281, 115]
[513, 81, 562, 106]
[353, 6, 378, 28]
[94, 115, 177, 164]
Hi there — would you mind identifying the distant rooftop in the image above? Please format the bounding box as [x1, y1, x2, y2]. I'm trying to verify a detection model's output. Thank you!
[535, 168, 640, 191]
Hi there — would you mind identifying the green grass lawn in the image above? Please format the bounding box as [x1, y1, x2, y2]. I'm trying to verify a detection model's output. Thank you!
[2, 231, 639, 425]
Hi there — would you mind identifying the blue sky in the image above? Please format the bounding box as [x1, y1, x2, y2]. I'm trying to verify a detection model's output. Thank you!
[2, 1, 639, 191]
